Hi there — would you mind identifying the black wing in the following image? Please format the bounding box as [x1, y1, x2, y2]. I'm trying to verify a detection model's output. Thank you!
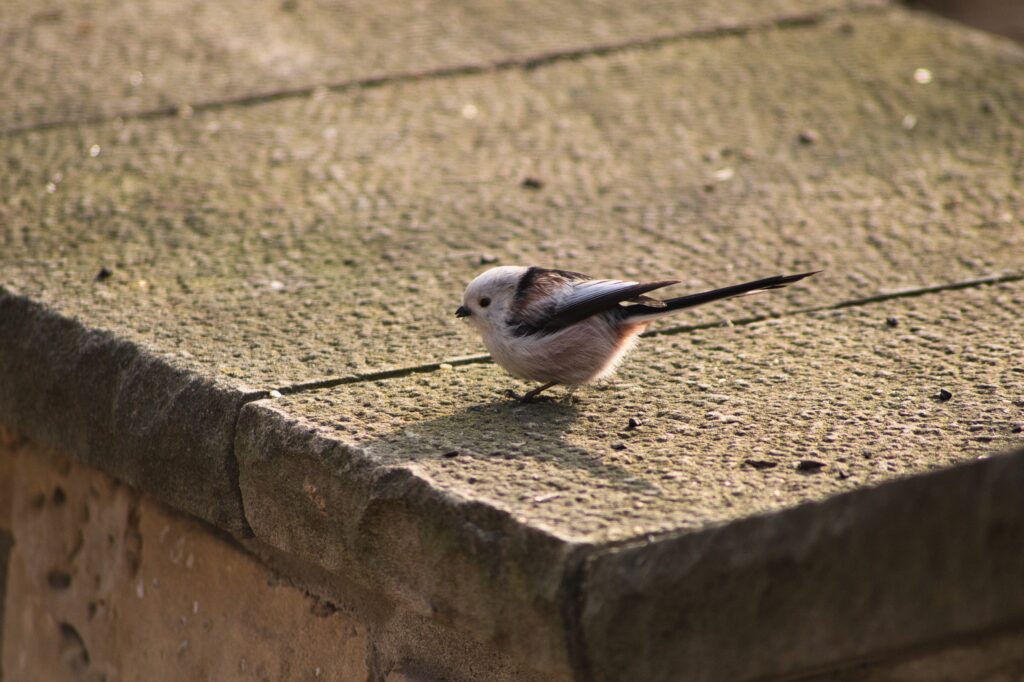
[508, 267, 678, 335]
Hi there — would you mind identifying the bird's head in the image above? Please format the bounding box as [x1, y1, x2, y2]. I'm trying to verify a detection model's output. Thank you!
[456, 265, 528, 333]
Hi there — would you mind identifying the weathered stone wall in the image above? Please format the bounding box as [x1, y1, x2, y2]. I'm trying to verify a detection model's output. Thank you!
[5, 431, 1024, 681]
[1, 435, 369, 681]
[817, 626, 1024, 681]
[0, 432, 552, 681]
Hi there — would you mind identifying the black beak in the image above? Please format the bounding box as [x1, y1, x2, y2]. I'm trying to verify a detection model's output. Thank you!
[455, 305, 470, 318]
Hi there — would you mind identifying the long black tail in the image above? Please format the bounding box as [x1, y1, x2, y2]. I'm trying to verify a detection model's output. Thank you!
[623, 271, 819, 321]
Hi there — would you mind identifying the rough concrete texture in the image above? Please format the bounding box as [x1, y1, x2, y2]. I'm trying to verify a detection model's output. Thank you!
[819, 626, 1024, 679]
[0, 428, 17, 530]
[580, 447, 1024, 681]
[246, 282, 1023, 544]
[2, 10, 1022, 390]
[8, 8, 1021, 540]
[2, 444, 371, 681]
[0, 431, 13, 677]
[818, 625, 1024, 681]
[0, 0, 879, 131]
[238, 282, 1022, 678]
[241, 538, 552, 682]
[236, 405, 577, 680]
[0, 293, 254, 534]
[1, 3, 1023, 680]
[0, 529, 8, 682]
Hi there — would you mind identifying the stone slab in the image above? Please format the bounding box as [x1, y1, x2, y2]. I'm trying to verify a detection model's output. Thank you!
[0, 293, 254, 534]
[8, 8, 1021, 534]
[237, 282, 1024, 676]
[240, 538, 550, 681]
[2, 445, 371, 681]
[0, 0, 878, 130]
[819, 624, 1024, 681]
[0, 428, 18, 531]
[580, 447, 1024, 681]
[0, 529, 9, 682]
[236, 403, 579, 679]
[2, 9, 1022, 393]
[246, 282, 1024, 541]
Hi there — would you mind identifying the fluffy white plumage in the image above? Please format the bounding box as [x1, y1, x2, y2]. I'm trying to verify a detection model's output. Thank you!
[457, 265, 817, 401]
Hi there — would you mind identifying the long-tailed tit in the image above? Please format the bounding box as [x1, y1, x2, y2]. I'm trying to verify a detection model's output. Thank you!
[456, 266, 818, 401]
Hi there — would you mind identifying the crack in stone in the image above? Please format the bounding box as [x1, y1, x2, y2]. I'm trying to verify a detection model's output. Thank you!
[268, 270, 1024, 395]
[0, 2, 888, 137]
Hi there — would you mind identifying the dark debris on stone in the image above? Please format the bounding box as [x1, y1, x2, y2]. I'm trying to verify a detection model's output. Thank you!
[743, 459, 778, 470]
[796, 459, 826, 472]
[798, 129, 819, 145]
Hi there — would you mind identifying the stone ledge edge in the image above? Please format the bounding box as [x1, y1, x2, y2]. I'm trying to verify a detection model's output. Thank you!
[234, 399, 587, 678]
[579, 447, 1024, 681]
[0, 288, 255, 535]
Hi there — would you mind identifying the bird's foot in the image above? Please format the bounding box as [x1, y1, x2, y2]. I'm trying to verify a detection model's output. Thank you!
[507, 381, 558, 403]
[504, 388, 551, 403]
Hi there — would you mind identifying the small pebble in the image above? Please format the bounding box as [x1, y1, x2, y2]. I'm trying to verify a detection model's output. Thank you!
[798, 129, 819, 145]
[885, 317, 899, 328]
[442, 450, 460, 458]
[627, 417, 642, 430]
[95, 267, 113, 281]
[611, 443, 627, 451]
[521, 177, 544, 190]
[937, 388, 953, 402]
[796, 460, 825, 472]
[268, 390, 283, 399]
[479, 254, 499, 265]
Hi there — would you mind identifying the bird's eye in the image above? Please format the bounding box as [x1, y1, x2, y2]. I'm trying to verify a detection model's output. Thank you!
[479, 297, 491, 308]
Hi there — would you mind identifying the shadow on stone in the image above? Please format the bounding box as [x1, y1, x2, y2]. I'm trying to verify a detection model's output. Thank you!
[365, 397, 658, 494]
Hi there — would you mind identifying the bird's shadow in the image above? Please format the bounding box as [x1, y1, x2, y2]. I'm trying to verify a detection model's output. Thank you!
[365, 394, 657, 494]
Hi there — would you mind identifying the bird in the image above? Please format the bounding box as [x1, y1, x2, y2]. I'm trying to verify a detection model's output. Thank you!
[456, 266, 818, 402]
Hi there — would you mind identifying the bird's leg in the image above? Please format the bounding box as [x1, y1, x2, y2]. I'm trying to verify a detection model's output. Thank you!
[517, 381, 558, 403]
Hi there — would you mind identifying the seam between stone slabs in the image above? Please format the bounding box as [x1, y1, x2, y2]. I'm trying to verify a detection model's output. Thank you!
[0, 1, 889, 137]
[269, 269, 1024, 395]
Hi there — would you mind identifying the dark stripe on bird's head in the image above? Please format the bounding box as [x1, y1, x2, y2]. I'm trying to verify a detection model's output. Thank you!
[514, 266, 543, 300]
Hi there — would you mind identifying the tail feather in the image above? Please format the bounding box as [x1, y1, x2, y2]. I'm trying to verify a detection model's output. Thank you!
[622, 271, 819, 322]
